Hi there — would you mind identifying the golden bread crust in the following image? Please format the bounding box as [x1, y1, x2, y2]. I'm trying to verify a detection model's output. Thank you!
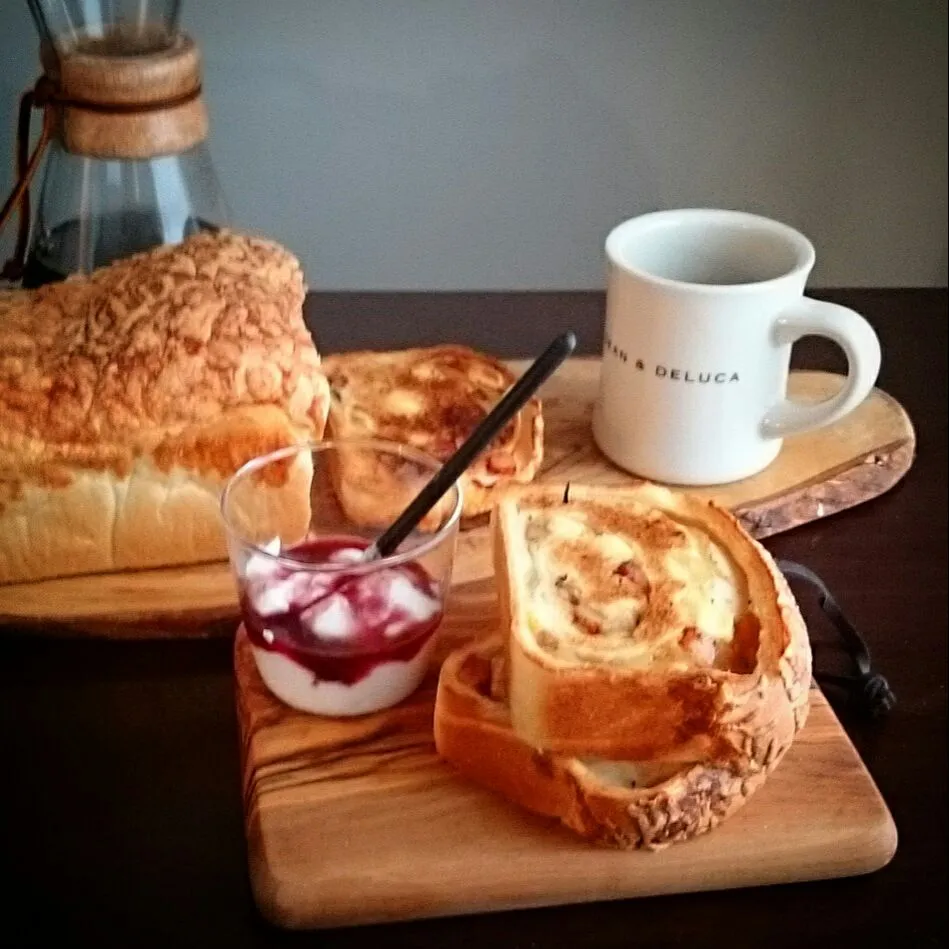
[435, 637, 770, 851]
[0, 231, 329, 584]
[322, 345, 543, 520]
[497, 483, 812, 766]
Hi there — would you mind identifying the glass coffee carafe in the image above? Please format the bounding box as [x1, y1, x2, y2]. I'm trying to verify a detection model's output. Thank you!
[1, 0, 228, 287]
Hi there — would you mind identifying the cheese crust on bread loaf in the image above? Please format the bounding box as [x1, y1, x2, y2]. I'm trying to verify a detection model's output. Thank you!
[0, 230, 329, 585]
[496, 483, 812, 767]
[435, 637, 769, 850]
[321, 346, 542, 520]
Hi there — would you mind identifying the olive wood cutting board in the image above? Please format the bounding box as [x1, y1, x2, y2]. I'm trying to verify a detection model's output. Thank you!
[0, 363, 915, 637]
[234, 576, 898, 930]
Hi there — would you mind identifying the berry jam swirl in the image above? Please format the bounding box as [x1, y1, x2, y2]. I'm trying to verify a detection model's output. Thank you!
[240, 536, 443, 686]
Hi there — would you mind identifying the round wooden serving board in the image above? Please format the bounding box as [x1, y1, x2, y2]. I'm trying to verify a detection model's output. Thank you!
[0, 364, 915, 638]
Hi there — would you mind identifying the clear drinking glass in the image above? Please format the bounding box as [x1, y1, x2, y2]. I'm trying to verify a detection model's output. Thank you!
[220, 440, 462, 717]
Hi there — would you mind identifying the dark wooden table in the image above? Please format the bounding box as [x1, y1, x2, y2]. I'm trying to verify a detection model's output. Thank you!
[1, 289, 946, 948]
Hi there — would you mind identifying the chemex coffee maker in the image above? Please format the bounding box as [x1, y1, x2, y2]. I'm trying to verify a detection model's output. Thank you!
[1, 0, 228, 287]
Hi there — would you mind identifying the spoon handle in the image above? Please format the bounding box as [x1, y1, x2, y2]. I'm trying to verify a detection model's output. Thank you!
[368, 331, 577, 558]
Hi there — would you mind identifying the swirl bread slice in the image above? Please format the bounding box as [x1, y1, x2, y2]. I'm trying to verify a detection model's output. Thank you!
[321, 345, 543, 522]
[0, 231, 329, 585]
[497, 483, 812, 768]
[435, 637, 768, 850]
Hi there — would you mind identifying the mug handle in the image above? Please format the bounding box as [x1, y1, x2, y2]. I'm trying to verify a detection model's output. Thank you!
[761, 297, 882, 439]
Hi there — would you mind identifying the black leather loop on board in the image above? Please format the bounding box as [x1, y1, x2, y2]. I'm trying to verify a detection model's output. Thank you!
[778, 559, 896, 718]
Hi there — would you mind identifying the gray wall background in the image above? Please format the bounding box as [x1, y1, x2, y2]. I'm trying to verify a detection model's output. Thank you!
[2, 0, 946, 290]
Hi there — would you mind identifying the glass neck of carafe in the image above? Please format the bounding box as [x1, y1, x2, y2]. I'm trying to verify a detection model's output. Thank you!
[27, 0, 182, 57]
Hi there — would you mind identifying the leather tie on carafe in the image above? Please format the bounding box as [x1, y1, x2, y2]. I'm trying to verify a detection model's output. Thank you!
[778, 559, 896, 718]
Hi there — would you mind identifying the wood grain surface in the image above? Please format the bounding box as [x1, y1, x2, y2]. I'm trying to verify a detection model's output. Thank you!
[58, 33, 209, 159]
[0, 365, 914, 637]
[235, 573, 898, 930]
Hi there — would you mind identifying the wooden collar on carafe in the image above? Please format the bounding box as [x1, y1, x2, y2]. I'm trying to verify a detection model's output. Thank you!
[40, 31, 209, 160]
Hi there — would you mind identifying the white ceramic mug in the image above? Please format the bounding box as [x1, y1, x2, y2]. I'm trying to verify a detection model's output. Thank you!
[592, 209, 882, 485]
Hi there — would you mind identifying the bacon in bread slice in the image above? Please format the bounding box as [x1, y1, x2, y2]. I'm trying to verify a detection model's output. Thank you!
[321, 345, 543, 522]
[434, 637, 770, 850]
[496, 483, 812, 768]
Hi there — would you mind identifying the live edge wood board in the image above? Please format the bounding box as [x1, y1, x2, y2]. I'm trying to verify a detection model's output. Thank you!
[0, 363, 915, 636]
[235, 584, 899, 929]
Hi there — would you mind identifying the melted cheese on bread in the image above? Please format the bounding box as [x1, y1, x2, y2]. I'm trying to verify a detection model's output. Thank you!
[322, 346, 543, 517]
[578, 757, 686, 789]
[521, 499, 747, 672]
